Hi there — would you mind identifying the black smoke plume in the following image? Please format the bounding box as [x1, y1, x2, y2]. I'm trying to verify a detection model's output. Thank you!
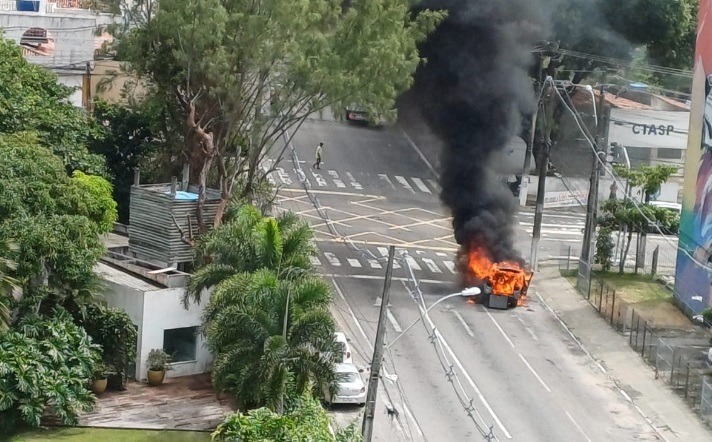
[410, 0, 546, 268]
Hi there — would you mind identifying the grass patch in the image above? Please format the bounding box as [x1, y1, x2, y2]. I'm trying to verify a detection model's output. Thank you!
[593, 271, 670, 304]
[9, 427, 212, 442]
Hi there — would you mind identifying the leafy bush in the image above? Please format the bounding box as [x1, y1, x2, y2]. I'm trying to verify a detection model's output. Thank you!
[78, 303, 137, 389]
[146, 349, 171, 371]
[212, 392, 362, 442]
[0, 309, 100, 433]
[594, 226, 614, 271]
[702, 308, 712, 327]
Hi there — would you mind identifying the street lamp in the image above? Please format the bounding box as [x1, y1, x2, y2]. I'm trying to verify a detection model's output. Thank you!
[388, 287, 481, 348]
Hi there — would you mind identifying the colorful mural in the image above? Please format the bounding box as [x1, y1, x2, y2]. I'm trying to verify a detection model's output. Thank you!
[675, 0, 712, 314]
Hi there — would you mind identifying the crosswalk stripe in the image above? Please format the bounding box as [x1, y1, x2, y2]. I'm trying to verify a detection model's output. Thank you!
[347, 258, 362, 268]
[323, 252, 341, 266]
[309, 256, 322, 266]
[378, 174, 396, 189]
[436, 252, 448, 257]
[327, 170, 346, 188]
[405, 255, 422, 271]
[311, 170, 327, 187]
[276, 168, 292, 185]
[427, 179, 440, 192]
[519, 221, 584, 228]
[411, 177, 431, 193]
[422, 258, 442, 273]
[261, 159, 276, 185]
[395, 175, 415, 193]
[345, 172, 363, 190]
[377, 247, 401, 268]
[367, 259, 382, 269]
[524, 229, 582, 236]
[444, 261, 456, 273]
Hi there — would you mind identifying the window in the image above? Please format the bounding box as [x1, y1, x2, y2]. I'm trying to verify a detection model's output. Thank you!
[656, 148, 683, 160]
[163, 327, 197, 362]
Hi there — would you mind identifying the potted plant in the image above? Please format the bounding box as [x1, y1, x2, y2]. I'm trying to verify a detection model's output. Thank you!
[91, 363, 110, 395]
[146, 349, 171, 386]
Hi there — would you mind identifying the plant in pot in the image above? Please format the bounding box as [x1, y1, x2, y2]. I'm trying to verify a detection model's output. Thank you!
[146, 349, 171, 386]
[91, 363, 113, 395]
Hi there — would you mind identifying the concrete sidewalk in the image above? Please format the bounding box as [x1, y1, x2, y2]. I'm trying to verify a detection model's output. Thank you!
[532, 266, 710, 441]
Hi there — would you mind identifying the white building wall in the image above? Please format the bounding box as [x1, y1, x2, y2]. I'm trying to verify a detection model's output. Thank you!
[139, 288, 212, 381]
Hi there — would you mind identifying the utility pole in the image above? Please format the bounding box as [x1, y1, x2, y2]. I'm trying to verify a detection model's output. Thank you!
[83, 61, 92, 113]
[579, 85, 610, 283]
[362, 245, 395, 442]
[529, 79, 554, 270]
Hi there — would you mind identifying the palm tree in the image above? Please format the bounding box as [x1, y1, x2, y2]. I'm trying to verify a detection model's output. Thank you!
[184, 205, 316, 307]
[203, 268, 338, 410]
[0, 240, 19, 331]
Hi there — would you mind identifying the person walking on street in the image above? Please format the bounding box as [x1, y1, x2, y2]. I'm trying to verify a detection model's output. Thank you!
[312, 142, 323, 169]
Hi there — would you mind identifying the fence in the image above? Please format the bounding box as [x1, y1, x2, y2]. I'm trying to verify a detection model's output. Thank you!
[702, 377, 712, 426]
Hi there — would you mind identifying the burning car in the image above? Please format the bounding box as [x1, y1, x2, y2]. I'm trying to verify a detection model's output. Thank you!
[461, 247, 533, 310]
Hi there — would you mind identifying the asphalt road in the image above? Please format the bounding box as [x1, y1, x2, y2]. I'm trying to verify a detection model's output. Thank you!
[271, 113, 664, 441]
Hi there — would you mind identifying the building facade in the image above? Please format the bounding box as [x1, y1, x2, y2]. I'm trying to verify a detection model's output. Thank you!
[0, 0, 114, 106]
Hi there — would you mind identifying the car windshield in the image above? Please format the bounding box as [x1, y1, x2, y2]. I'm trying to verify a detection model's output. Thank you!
[339, 372, 360, 383]
[336, 342, 346, 353]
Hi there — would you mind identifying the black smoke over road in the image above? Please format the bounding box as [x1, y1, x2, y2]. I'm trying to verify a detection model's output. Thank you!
[410, 0, 546, 265]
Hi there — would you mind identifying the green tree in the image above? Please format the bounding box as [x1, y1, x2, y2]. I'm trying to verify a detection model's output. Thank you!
[185, 205, 316, 306]
[594, 226, 614, 271]
[115, 0, 444, 230]
[0, 241, 19, 332]
[212, 392, 362, 441]
[0, 133, 117, 319]
[89, 100, 160, 223]
[203, 269, 337, 410]
[0, 34, 104, 175]
[614, 164, 678, 203]
[0, 308, 100, 434]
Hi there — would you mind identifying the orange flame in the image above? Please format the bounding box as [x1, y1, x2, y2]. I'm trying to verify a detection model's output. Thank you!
[467, 247, 530, 296]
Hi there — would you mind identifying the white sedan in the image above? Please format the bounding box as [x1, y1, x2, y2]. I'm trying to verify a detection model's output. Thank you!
[325, 363, 366, 406]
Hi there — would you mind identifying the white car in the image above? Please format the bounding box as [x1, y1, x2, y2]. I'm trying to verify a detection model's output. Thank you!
[334, 332, 353, 364]
[325, 363, 366, 406]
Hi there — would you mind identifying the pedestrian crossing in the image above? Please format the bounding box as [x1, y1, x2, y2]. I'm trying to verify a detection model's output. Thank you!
[261, 159, 440, 195]
[309, 246, 458, 276]
[515, 209, 586, 243]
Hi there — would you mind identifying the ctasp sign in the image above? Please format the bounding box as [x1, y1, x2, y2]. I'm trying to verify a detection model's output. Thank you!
[631, 124, 675, 136]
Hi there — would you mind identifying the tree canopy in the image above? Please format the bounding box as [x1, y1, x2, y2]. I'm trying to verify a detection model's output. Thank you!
[0, 34, 105, 175]
[0, 132, 116, 315]
[115, 0, 444, 229]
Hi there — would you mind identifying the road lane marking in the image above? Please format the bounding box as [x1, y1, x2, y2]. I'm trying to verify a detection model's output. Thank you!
[432, 325, 511, 438]
[404, 255, 422, 271]
[309, 256, 322, 266]
[403, 403, 424, 437]
[345, 172, 363, 190]
[519, 221, 584, 228]
[261, 159, 276, 185]
[324, 273, 449, 285]
[367, 259, 382, 269]
[452, 311, 475, 338]
[327, 170, 346, 188]
[387, 309, 402, 333]
[378, 174, 396, 189]
[422, 258, 442, 273]
[444, 261, 456, 273]
[377, 247, 401, 269]
[276, 167, 293, 185]
[323, 252, 341, 266]
[401, 128, 438, 177]
[311, 170, 327, 187]
[436, 252, 447, 257]
[524, 228, 582, 236]
[347, 258, 362, 268]
[515, 314, 539, 341]
[411, 177, 432, 193]
[483, 308, 516, 349]
[427, 179, 440, 192]
[395, 175, 415, 193]
[518, 354, 552, 393]
[565, 411, 593, 442]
